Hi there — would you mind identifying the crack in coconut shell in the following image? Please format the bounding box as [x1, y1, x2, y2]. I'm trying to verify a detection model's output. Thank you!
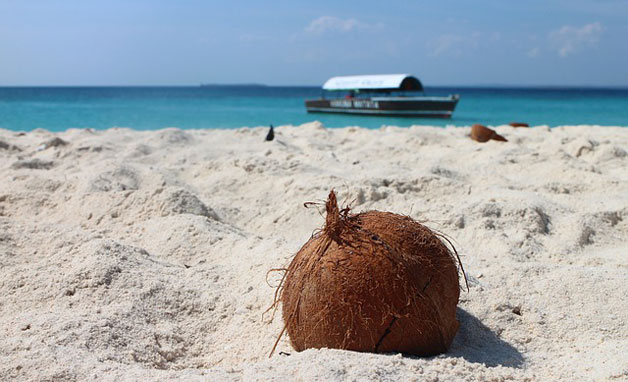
[269, 190, 465, 357]
[374, 316, 397, 352]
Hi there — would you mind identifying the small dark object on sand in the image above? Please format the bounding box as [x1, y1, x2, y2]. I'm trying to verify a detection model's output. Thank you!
[265, 125, 274, 142]
[471, 124, 507, 143]
[509, 122, 529, 128]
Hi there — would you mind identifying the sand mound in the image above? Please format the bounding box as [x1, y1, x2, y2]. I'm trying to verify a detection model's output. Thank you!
[159, 188, 220, 220]
[1, 124, 627, 381]
[11, 159, 55, 170]
[90, 166, 141, 192]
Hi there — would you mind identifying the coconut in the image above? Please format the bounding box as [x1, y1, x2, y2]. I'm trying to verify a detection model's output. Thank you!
[272, 191, 463, 356]
[471, 124, 507, 142]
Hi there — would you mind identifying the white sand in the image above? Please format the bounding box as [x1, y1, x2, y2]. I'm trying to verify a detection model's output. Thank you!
[1, 122, 627, 381]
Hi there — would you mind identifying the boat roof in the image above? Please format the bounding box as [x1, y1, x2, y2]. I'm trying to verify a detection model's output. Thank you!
[322, 74, 423, 92]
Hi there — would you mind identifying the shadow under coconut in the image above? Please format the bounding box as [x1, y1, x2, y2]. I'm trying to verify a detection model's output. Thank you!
[447, 308, 525, 368]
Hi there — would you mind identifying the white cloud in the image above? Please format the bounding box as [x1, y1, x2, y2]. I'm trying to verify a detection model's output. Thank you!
[305, 16, 364, 35]
[549, 22, 604, 57]
[427, 32, 481, 57]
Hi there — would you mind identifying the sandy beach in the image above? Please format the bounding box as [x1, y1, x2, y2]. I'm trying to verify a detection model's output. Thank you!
[1, 122, 627, 381]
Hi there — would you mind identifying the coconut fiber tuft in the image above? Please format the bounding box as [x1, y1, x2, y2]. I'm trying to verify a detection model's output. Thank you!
[276, 190, 462, 356]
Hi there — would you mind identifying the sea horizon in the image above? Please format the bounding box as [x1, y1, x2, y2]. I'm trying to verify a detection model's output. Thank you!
[2, 85, 628, 132]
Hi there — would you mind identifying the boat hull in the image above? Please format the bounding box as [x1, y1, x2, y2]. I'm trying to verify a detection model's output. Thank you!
[305, 96, 459, 118]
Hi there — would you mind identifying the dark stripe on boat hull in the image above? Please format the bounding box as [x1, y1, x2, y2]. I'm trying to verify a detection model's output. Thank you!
[305, 97, 458, 118]
[306, 107, 453, 118]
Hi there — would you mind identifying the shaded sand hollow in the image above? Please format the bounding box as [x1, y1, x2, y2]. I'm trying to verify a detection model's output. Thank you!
[1, 122, 627, 381]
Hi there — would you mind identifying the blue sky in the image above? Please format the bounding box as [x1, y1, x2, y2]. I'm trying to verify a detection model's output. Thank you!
[1, 0, 627, 86]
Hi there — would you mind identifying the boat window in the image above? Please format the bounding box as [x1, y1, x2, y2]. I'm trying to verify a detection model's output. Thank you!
[323, 89, 429, 98]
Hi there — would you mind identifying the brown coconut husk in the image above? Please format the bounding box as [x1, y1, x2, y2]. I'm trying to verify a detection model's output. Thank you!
[471, 124, 507, 142]
[508, 122, 529, 128]
[269, 191, 465, 357]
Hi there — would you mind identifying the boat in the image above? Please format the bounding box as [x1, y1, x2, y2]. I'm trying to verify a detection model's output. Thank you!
[305, 74, 459, 118]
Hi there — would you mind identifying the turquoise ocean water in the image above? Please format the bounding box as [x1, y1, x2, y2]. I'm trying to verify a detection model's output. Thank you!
[1, 86, 627, 131]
